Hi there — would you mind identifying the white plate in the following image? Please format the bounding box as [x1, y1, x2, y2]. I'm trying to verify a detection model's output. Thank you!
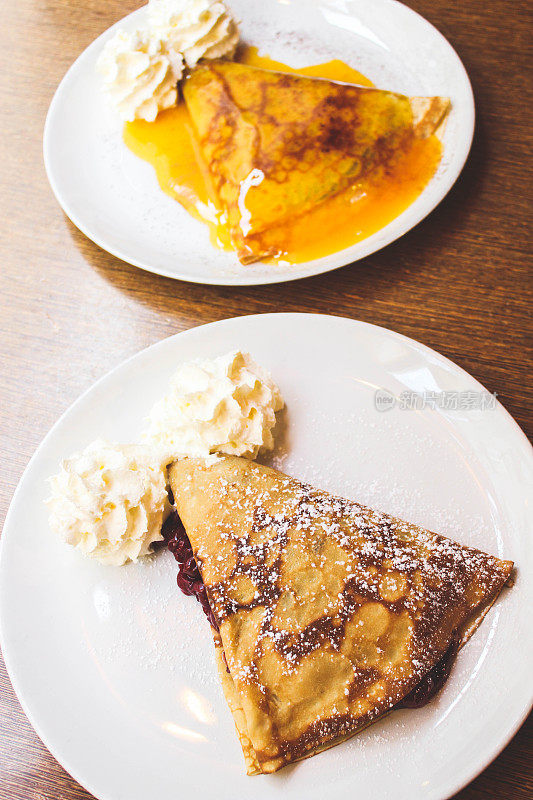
[44, 0, 474, 286]
[1, 313, 531, 800]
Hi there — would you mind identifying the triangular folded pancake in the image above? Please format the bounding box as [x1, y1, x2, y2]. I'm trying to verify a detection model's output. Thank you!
[169, 457, 512, 774]
[182, 62, 450, 263]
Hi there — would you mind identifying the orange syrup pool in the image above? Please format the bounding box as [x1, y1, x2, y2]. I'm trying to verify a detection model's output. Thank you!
[123, 47, 442, 265]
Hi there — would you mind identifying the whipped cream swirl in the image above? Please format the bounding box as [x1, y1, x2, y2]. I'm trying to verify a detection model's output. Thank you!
[148, 0, 239, 67]
[97, 29, 183, 122]
[97, 1, 239, 120]
[145, 351, 284, 460]
[47, 440, 169, 565]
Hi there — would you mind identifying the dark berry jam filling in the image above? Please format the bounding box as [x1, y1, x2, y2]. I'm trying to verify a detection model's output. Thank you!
[161, 511, 219, 632]
[398, 633, 460, 709]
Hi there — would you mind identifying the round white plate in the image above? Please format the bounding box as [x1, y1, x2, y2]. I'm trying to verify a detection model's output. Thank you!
[44, 0, 474, 286]
[1, 313, 531, 800]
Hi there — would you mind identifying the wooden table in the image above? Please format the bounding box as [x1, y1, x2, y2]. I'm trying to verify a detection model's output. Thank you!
[0, 1, 531, 797]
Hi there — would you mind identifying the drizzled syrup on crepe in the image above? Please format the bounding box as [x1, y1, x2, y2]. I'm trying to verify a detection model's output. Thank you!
[124, 47, 443, 265]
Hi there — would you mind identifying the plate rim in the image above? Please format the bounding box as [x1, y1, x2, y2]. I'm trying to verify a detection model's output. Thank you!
[1, 312, 532, 800]
[43, 0, 475, 286]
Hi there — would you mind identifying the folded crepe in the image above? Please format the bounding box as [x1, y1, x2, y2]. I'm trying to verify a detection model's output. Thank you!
[169, 456, 512, 774]
[182, 62, 450, 263]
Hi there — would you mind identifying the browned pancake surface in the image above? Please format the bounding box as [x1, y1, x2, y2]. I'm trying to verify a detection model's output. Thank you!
[183, 63, 449, 263]
[169, 457, 512, 774]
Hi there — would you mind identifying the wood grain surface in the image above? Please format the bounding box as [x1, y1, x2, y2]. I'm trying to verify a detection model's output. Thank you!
[0, 1, 531, 798]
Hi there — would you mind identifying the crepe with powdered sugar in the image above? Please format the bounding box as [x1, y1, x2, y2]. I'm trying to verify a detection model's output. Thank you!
[169, 456, 513, 774]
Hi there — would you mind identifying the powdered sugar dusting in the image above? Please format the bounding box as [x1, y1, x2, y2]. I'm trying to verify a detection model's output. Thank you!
[169, 454, 511, 769]
[271, 407, 500, 553]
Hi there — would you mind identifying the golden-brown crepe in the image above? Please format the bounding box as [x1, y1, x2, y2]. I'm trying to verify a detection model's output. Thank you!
[182, 62, 450, 263]
[169, 456, 512, 774]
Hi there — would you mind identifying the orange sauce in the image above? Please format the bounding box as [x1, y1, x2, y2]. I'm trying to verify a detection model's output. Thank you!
[240, 46, 374, 86]
[124, 47, 442, 264]
[123, 103, 231, 250]
[268, 136, 441, 263]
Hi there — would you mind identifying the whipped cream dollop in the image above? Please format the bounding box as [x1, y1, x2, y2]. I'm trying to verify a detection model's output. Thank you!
[97, 29, 183, 122]
[47, 440, 170, 565]
[97, 1, 239, 120]
[148, 0, 239, 67]
[145, 351, 284, 460]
